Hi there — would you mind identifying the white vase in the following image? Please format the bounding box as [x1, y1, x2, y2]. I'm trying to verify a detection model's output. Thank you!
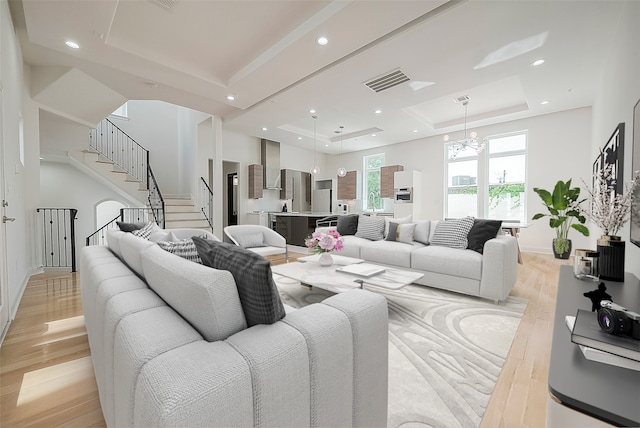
[318, 252, 333, 266]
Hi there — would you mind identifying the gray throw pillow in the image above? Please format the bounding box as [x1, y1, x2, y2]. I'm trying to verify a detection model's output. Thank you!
[336, 214, 359, 236]
[235, 232, 265, 248]
[116, 221, 146, 232]
[385, 222, 416, 244]
[467, 219, 503, 254]
[157, 238, 202, 264]
[355, 215, 386, 241]
[430, 217, 475, 249]
[192, 237, 286, 327]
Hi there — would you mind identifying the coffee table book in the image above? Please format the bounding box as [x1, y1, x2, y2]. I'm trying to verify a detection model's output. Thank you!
[570, 309, 640, 362]
[336, 263, 386, 277]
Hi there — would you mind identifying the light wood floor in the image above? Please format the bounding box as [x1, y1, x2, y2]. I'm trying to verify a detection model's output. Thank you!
[0, 251, 570, 427]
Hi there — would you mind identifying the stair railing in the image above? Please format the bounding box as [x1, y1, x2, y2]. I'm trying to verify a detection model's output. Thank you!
[86, 207, 154, 246]
[36, 208, 78, 272]
[199, 177, 214, 230]
[89, 118, 148, 187]
[148, 165, 165, 229]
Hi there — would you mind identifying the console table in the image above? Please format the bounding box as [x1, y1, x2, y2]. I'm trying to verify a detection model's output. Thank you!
[547, 266, 640, 427]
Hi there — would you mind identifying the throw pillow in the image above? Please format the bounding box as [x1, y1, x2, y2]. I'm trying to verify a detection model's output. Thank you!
[131, 222, 161, 239]
[192, 237, 286, 327]
[235, 232, 265, 248]
[116, 221, 146, 232]
[467, 219, 503, 254]
[149, 230, 178, 243]
[413, 220, 431, 245]
[385, 222, 416, 244]
[355, 215, 386, 241]
[156, 238, 203, 264]
[384, 214, 412, 238]
[430, 217, 475, 249]
[336, 214, 359, 236]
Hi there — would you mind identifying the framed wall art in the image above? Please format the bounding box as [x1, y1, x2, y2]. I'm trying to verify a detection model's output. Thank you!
[631, 100, 640, 247]
[593, 123, 625, 195]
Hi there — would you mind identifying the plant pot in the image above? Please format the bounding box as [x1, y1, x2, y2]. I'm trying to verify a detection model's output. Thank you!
[553, 238, 572, 259]
[597, 235, 625, 281]
[318, 252, 333, 266]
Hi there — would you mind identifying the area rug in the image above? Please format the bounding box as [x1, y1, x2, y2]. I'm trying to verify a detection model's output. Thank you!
[274, 275, 527, 428]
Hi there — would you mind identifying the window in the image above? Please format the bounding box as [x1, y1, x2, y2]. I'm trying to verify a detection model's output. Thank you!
[446, 131, 527, 223]
[363, 153, 385, 211]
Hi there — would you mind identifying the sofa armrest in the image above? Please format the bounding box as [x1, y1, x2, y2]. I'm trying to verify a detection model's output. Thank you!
[480, 235, 518, 301]
[132, 289, 388, 428]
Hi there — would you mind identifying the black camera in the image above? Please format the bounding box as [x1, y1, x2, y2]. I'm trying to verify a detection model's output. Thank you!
[597, 301, 640, 340]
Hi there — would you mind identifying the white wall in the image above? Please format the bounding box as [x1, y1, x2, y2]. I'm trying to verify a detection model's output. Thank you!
[39, 161, 134, 253]
[591, 2, 640, 278]
[1, 0, 41, 317]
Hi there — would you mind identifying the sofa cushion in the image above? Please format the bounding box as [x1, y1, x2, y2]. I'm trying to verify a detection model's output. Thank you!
[360, 240, 423, 268]
[149, 230, 178, 243]
[339, 235, 370, 259]
[234, 231, 265, 248]
[336, 214, 359, 236]
[413, 220, 431, 245]
[355, 215, 385, 241]
[192, 237, 286, 327]
[385, 222, 416, 244]
[411, 245, 483, 280]
[106, 229, 126, 259]
[118, 233, 156, 277]
[430, 217, 474, 249]
[467, 219, 503, 254]
[156, 238, 203, 264]
[141, 244, 247, 341]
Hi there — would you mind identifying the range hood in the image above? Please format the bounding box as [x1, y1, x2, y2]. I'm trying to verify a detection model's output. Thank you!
[261, 139, 281, 189]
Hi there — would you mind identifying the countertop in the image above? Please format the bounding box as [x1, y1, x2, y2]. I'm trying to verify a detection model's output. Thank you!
[272, 212, 335, 217]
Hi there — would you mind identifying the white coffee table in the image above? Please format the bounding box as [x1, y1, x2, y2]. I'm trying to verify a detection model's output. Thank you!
[271, 254, 423, 294]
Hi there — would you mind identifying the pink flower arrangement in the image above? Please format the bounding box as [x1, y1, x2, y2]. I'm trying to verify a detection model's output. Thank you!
[305, 229, 344, 254]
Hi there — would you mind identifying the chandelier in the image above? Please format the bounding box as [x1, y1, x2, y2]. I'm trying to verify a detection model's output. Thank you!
[443, 98, 487, 160]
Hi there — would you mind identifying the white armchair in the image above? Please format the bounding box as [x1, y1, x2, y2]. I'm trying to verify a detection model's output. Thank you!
[167, 228, 220, 242]
[224, 225, 288, 261]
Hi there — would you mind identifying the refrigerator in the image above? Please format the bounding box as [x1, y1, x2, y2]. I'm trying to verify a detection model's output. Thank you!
[312, 189, 332, 213]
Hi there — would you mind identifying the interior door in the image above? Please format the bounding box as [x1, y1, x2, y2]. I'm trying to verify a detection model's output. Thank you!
[0, 87, 10, 341]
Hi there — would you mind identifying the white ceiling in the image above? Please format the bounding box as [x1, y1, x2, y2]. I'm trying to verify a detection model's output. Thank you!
[11, 0, 624, 154]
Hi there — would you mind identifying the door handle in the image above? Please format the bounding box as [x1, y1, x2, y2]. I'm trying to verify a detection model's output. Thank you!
[3, 216, 15, 223]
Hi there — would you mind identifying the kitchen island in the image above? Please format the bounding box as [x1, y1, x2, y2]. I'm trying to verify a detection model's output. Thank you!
[273, 212, 335, 246]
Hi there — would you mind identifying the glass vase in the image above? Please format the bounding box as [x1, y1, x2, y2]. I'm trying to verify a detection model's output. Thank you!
[318, 252, 333, 266]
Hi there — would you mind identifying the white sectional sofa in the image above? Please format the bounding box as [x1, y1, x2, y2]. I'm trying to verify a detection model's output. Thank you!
[320, 217, 518, 302]
[80, 227, 389, 427]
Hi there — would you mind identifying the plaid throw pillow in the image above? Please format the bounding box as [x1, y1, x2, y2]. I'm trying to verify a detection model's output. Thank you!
[430, 217, 475, 249]
[157, 238, 203, 264]
[192, 237, 286, 327]
[132, 222, 160, 239]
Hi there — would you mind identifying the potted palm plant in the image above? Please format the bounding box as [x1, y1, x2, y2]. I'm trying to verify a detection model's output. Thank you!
[532, 179, 589, 259]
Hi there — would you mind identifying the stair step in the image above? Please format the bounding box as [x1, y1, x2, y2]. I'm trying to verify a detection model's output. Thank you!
[164, 219, 211, 229]
[164, 198, 194, 206]
[166, 212, 206, 221]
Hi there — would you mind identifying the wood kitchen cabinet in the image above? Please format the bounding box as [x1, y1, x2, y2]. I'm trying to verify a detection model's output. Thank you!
[337, 170, 362, 200]
[280, 169, 294, 200]
[248, 164, 263, 199]
[380, 164, 404, 198]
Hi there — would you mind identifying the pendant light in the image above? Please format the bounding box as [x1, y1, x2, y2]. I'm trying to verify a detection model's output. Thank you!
[311, 115, 320, 175]
[336, 125, 347, 177]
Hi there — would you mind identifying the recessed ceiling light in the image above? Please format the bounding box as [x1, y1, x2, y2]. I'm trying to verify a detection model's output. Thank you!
[297, 137, 302, 140]
[541, 100, 550, 105]
[532, 59, 545, 66]
[309, 109, 316, 114]
[371, 134, 377, 137]
[325, 143, 329, 147]
[316, 36, 328, 46]
[261, 127, 268, 131]
[374, 109, 382, 114]
[65, 40, 80, 49]
[413, 129, 418, 133]
[226, 94, 235, 101]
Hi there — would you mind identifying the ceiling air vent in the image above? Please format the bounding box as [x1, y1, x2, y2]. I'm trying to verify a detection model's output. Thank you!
[151, 0, 177, 11]
[364, 69, 410, 93]
[453, 95, 471, 103]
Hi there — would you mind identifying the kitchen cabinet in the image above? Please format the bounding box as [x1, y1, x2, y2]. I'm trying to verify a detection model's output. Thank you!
[248, 164, 263, 199]
[337, 170, 362, 200]
[280, 169, 294, 200]
[380, 164, 404, 198]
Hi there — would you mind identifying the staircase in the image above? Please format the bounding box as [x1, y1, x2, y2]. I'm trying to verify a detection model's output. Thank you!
[164, 197, 211, 230]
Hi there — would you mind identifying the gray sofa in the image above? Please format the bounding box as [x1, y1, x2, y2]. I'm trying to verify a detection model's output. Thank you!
[320, 218, 518, 301]
[80, 228, 389, 427]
